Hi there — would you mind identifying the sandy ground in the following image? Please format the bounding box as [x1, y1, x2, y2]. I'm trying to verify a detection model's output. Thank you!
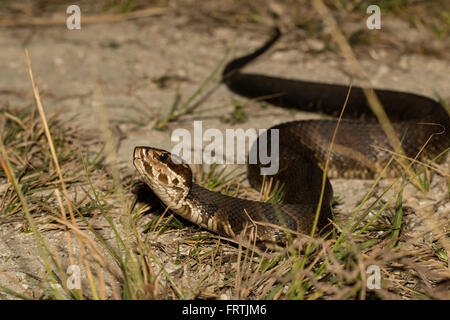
[0, 8, 449, 298]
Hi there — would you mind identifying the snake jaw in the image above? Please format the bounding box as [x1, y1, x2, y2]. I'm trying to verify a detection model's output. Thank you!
[133, 146, 192, 210]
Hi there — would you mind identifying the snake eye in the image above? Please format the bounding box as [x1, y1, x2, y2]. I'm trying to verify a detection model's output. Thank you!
[158, 153, 169, 162]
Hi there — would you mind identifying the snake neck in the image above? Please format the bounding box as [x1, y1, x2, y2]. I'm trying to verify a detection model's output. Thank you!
[178, 183, 333, 245]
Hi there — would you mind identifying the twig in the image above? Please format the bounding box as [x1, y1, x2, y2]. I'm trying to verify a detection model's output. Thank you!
[0, 7, 168, 27]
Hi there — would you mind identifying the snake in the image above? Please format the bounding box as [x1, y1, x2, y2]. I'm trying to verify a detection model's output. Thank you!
[133, 28, 449, 247]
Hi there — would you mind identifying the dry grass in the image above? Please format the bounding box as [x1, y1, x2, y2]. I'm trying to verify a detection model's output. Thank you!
[0, 0, 449, 300]
[0, 83, 448, 300]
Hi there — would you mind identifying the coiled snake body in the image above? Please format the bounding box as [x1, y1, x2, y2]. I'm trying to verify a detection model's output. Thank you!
[133, 29, 449, 247]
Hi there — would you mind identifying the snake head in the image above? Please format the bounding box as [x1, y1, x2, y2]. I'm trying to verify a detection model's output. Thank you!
[133, 146, 192, 208]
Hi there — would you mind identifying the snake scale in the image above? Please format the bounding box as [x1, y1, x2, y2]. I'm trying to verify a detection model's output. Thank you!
[133, 28, 450, 247]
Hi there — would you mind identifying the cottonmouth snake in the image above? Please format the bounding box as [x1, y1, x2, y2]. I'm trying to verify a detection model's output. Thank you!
[133, 29, 449, 247]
